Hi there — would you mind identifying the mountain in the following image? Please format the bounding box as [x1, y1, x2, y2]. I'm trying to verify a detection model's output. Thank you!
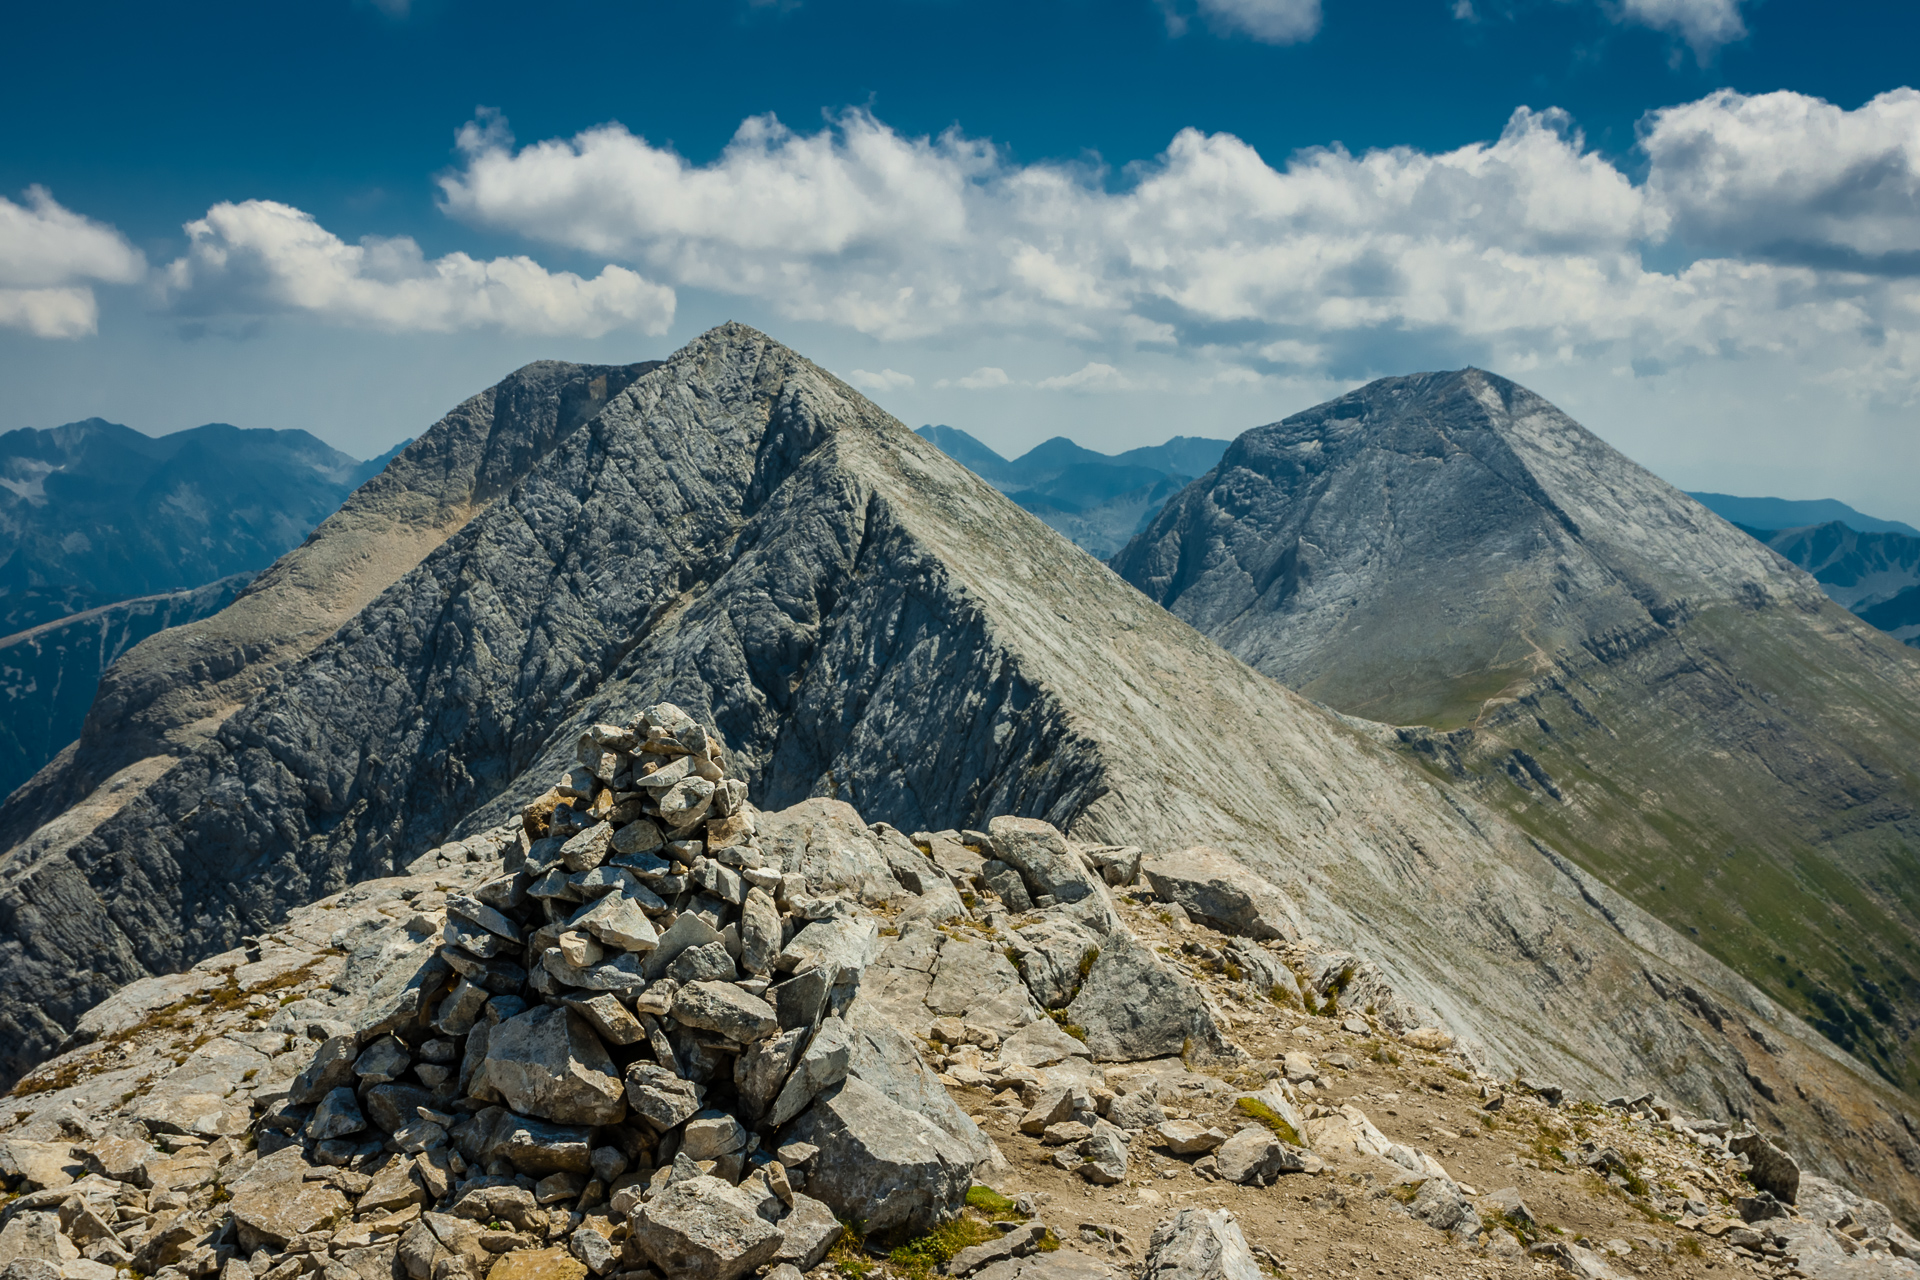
[2, 327, 1916, 1217]
[1741, 521, 1920, 647]
[0, 418, 393, 634]
[0, 575, 252, 799]
[1115, 367, 1920, 1094]
[914, 426, 1230, 557]
[1689, 491, 1920, 538]
[0, 359, 658, 906]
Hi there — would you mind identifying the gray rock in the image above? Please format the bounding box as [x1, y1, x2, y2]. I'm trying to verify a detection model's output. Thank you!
[1407, 1178, 1481, 1238]
[1141, 1209, 1261, 1280]
[1155, 1122, 1228, 1156]
[680, 1111, 748, 1160]
[354, 1036, 412, 1085]
[1108, 1091, 1166, 1131]
[988, 818, 1112, 927]
[570, 1226, 616, 1276]
[571, 893, 659, 953]
[288, 1035, 358, 1105]
[630, 1175, 783, 1280]
[735, 1026, 807, 1124]
[982, 863, 1033, 914]
[441, 948, 528, 995]
[768, 1018, 852, 1127]
[307, 1087, 367, 1140]
[1729, 1133, 1800, 1204]
[777, 916, 881, 978]
[562, 822, 615, 873]
[446, 893, 520, 941]
[770, 967, 837, 1032]
[642, 914, 725, 982]
[780, 1076, 973, 1238]
[624, 1062, 705, 1131]
[0, 1214, 62, 1269]
[1479, 1187, 1534, 1228]
[672, 981, 777, 1044]
[486, 1114, 595, 1175]
[947, 1223, 1050, 1277]
[443, 914, 516, 960]
[483, 1005, 627, 1125]
[771, 1193, 844, 1270]
[998, 1019, 1086, 1069]
[434, 979, 490, 1036]
[365, 1082, 435, 1134]
[564, 993, 646, 1046]
[1077, 1124, 1130, 1185]
[228, 1146, 354, 1251]
[1067, 934, 1238, 1063]
[1212, 1128, 1298, 1185]
[739, 888, 781, 977]
[1012, 918, 1102, 1010]
[1141, 849, 1299, 942]
[668, 941, 738, 984]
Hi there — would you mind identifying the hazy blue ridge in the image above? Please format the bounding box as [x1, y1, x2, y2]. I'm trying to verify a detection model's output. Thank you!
[1690, 491, 1920, 538]
[916, 425, 1228, 558]
[1731, 516, 1920, 648]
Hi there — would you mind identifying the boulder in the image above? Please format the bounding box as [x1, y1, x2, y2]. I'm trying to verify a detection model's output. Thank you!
[1141, 1209, 1261, 1280]
[1140, 849, 1299, 942]
[1213, 1129, 1299, 1185]
[571, 893, 659, 953]
[0, 1142, 80, 1192]
[625, 1063, 705, 1131]
[307, 1087, 367, 1141]
[672, 982, 778, 1044]
[288, 1034, 359, 1105]
[1728, 1133, 1800, 1204]
[487, 1246, 587, 1280]
[988, 818, 1113, 928]
[771, 1194, 843, 1270]
[483, 1006, 627, 1125]
[1408, 1178, 1481, 1238]
[735, 1027, 806, 1123]
[1156, 1122, 1228, 1156]
[1067, 935, 1239, 1063]
[779, 1077, 973, 1239]
[228, 1147, 353, 1251]
[629, 1175, 783, 1280]
[0, 1213, 62, 1269]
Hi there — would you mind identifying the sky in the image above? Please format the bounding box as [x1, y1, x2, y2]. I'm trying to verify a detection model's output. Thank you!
[2, 0, 1918, 520]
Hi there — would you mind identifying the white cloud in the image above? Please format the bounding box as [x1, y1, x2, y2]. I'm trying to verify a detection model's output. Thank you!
[0, 187, 146, 338]
[163, 200, 673, 337]
[936, 366, 1012, 390]
[440, 94, 1920, 404]
[1196, 0, 1321, 43]
[848, 367, 915, 391]
[1615, 0, 1746, 61]
[1035, 362, 1154, 393]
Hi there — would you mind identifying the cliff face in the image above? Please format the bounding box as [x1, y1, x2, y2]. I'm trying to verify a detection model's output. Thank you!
[1, 332, 1915, 1217]
[0, 359, 655, 875]
[1114, 368, 1920, 1092]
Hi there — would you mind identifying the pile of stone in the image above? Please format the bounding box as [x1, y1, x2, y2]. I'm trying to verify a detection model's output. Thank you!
[257, 704, 978, 1280]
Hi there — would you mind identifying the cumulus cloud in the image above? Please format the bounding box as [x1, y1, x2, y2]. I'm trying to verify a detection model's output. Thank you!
[440, 94, 1920, 403]
[163, 199, 673, 337]
[1616, 0, 1746, 61]
[848, 367, 915, 391]
[1035, 362, 1156, 392]
[936, 366, 1012, 390]
[0, 187, 146, 338]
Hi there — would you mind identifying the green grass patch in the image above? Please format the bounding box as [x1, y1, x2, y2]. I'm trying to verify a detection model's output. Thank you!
[1236, 1096, 1303, 1146]
[964, 1186, 1023, 1220]
[886, 1216, 999, 1280]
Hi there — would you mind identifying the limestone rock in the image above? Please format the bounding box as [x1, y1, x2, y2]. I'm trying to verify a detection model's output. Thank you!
[482, 1006, 626, 1125]
[1213, 1129, 1298, 1185]
[671, 982, 777, 1044]
[229, 1147, 353, 1251]
[630, 1175, 782, 1280]
[780, 1077, 973, 1238]
[1140, 849, 1299, 942]
[1141, 1209, 1261, 1280]
[1066, 935, 1238, 1063]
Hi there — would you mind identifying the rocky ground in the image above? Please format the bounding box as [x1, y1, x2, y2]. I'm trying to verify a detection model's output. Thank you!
[0, 707, 1912, 1280]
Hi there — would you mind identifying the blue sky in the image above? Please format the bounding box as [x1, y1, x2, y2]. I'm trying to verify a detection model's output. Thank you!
[3, 0, 1918, 519]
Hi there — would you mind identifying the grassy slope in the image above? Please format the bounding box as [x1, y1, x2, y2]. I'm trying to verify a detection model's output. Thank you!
[1390, 598, 1920, 1092]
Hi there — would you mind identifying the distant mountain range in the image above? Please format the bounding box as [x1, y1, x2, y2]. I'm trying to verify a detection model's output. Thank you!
[1688, 491, 1920, 538]
[0, 418, 405, 797]
[915, 425, 1229, 558]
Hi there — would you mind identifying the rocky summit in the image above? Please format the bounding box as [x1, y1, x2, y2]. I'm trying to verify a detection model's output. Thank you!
[2, 326, 1920, 1242]
[2, 715, 1914, 1280]
[1114, 368, 1920, 1092]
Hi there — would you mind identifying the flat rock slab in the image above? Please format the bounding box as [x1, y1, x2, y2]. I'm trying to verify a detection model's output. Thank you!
[1141, 1209, 1261, 1280]
[781, 1076, 973, 1239]
[228, 1147, 352, 1250]
[631, 1175, 782, 1280]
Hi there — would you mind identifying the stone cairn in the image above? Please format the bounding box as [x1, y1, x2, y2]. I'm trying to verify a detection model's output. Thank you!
[271, 704, 885, 1280]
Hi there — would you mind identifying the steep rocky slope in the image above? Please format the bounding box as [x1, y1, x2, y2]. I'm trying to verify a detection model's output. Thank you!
[1113, 369, 1920, 1092]
[0, 327, 1913, 1219]
[0, 359, 656, 879]
[0, 575, 252, 798]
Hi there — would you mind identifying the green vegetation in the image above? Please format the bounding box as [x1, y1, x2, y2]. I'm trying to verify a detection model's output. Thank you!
[963, 1185, 1022, 1220]
[886, 1216, 997, 1280]
[1236, 1096, 1303, 1146]
[1046, 1009, 1088, 1041]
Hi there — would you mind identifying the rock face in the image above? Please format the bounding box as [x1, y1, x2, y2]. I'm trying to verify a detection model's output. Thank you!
[1114, 367, 1920, 1093]
[0, 327, 1913, 1219]
[0, 358, 656, 1081]
[1140, 848, 1298, 942]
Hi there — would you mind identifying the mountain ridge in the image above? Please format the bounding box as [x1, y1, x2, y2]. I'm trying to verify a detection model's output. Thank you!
[1114, 366, 1920, 1094]
[0, 327, 1913, 1217]
[1691, 491, 1920, 538]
